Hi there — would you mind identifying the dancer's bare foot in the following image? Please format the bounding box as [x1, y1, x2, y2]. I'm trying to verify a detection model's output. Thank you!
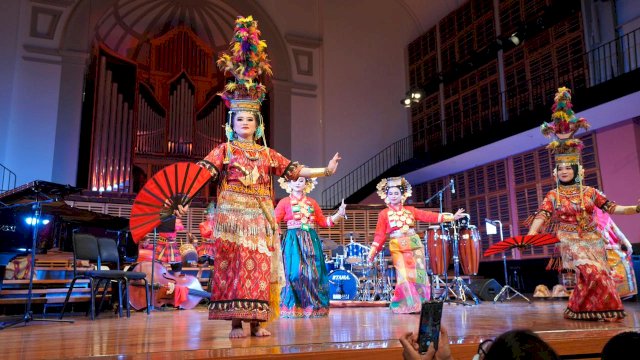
[250, 321, 271, 337]
[229, 320, 245, 338]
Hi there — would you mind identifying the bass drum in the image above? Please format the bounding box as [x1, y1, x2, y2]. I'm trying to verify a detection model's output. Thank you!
[328, 269, 359, 301]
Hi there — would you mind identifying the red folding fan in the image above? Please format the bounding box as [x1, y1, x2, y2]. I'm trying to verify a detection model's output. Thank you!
[129, 162, 212, 243]
[483, 234, 560, 257]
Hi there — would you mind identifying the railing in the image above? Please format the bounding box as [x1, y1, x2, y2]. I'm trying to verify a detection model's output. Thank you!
[322, 134, 415, 207]
[322, 27, 640, 207]
[0, 163, 17, 195]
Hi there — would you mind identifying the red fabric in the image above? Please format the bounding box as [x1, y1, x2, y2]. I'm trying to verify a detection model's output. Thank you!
[565, 264, 625, 320]
[199, 221, 215, 239]
[370, 206, 440, 257]
[209, 237, 272, 321]
[539, 187, 609, 224]
[274, 196, 332, 226]
[202, 142, 301, 185]
[173, 285, 190, 307]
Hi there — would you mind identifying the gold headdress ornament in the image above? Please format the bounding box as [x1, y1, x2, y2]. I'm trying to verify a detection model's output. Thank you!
[278, 177, 317, 194]
[376, 177, 412, 203]
[216, 15, 273, 162]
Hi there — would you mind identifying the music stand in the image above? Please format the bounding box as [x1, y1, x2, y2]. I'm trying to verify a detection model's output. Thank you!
[1, 188, 74, 329]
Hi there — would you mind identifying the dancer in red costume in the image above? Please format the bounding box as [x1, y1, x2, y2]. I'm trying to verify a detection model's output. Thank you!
[196, 16, 342, 338]
[527, 87, 640, 321]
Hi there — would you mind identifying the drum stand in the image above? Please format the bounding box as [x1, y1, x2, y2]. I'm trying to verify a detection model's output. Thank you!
[443, 226, 480, 305]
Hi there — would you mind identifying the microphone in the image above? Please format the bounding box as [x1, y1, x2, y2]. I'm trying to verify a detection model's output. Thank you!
[450, 179, 455, 194]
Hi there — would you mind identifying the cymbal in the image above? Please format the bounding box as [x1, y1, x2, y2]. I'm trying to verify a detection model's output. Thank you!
[343, 232, 364, 240]
[321, 238, 340, 250]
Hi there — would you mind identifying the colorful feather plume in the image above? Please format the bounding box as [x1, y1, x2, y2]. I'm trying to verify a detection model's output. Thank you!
[540, 87, 591, 154]
[216, 16, 272, 107]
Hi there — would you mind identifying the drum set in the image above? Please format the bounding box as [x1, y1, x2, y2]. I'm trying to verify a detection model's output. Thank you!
[322, 213, 482, 304]
[323, 234, 394, 301]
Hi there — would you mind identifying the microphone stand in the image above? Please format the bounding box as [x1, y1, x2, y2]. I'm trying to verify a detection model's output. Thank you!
[423, 184, 456, 302]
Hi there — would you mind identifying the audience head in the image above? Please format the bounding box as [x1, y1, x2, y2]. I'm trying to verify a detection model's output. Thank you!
[601, 331, 640, 360]
[481, 329, 559, 360]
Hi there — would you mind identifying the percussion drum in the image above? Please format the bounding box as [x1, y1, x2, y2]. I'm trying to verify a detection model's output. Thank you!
[179, 243, 198, 267]
[426, 225, 451, 275]
[458, 225, 481, 275]
[345, 242, 369, 265]
[328, 269, 359, 300]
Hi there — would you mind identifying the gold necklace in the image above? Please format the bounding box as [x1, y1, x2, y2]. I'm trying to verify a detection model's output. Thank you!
[233, 141, 262, 161]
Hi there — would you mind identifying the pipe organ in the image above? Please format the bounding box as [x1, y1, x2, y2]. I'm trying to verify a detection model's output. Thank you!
[83, 27, 226, 193]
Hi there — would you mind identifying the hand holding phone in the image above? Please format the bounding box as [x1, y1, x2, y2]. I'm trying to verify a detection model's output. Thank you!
[418, 300, 444, 354]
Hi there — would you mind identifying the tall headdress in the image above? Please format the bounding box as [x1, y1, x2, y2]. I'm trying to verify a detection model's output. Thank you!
[376, 177, 412, 204]
[540, 87, 590, 167]
[540, 87, 591, 228]
[216, 16, 273, 145]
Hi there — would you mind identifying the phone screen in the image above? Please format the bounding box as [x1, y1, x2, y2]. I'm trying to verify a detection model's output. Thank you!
[417, 300, 443, 353]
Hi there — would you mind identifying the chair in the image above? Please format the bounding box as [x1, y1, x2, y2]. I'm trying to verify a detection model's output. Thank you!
[96, 237, 150, 317]
[59, 233, 115, 320]
[59, 234, 144, 319]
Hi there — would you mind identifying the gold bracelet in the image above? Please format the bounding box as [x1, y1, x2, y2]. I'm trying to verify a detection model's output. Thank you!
[307, 167, 330, 178]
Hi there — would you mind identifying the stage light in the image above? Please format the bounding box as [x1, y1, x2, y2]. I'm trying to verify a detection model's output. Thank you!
[509, 33, 521, 46]
[401, 97, 412, 108]
[92, 186, 97, 191]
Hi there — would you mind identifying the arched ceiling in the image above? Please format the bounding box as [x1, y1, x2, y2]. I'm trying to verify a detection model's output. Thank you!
[95, 0, 240, 61]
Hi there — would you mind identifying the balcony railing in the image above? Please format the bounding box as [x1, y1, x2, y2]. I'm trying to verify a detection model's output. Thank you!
[0, 163, 16, 195]
[322, 27, 640, 207]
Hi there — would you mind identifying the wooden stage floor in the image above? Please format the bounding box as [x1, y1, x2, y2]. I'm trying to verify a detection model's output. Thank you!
[1, 299, 639, 360]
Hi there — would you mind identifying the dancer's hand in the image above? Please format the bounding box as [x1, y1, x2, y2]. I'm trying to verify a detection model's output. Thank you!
[326, 152, 341, 175]
[453, 208, 465, 220]
[338, 199, 347, 217]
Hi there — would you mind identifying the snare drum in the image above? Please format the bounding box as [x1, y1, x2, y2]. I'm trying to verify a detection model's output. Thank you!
[426, 225, 451, 275]
[328, 269, 359, 300]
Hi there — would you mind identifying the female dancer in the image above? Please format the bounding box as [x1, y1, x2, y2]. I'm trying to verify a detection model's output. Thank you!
[196, 16, 342, 337]
[528, 87, 640, 320]
[527, 163, 639, 320]
[275, 177, 346, 318]
[366, 177, 464, 313]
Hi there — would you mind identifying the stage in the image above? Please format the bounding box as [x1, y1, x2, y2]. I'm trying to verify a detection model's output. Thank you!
[1, 299, 638, 359]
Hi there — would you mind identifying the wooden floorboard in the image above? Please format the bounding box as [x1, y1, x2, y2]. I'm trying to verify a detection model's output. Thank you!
[0, 300, 638, 359]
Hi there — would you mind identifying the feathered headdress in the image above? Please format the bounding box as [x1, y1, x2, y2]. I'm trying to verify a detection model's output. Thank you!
[376, 177, 412, 203]
[217, 16, 272, 111]
[540, 87, 590, 230]
[540, 87, 590, 165]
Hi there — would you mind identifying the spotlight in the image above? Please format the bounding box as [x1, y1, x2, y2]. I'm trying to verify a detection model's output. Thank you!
[410, 89, 424, 101]
[401, 97, 412, 108]
[509, 33, 520, 46]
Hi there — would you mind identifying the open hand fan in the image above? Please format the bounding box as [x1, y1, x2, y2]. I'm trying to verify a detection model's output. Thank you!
[483, 234, 560, 257]
[130, 162, 212, 243]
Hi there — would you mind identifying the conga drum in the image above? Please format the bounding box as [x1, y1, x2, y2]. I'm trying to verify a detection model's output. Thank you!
[458, 225, 480, 275]
[426, 225, 451, 275]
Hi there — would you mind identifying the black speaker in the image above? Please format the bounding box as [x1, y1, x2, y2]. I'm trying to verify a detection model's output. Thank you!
[468, 278, 502, 301]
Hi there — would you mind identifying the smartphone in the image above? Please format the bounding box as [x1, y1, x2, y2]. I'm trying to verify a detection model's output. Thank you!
[417, 300, 444, 354]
